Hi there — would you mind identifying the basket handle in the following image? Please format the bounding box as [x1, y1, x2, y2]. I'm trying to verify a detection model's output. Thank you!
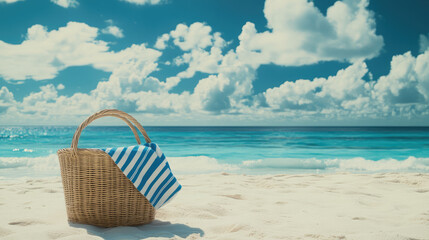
[71, 109, 151, 158]
[86, 113, 143, 143]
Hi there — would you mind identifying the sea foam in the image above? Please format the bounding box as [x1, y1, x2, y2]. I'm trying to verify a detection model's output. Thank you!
[1, 154, 429, 179]
[240, 156, 429, 172]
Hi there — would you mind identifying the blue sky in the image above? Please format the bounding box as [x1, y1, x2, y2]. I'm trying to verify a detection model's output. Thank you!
[0, 0, 428, 126]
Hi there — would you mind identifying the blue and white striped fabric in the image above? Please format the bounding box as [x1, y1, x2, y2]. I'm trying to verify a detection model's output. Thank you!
[102, 143, 181, 209]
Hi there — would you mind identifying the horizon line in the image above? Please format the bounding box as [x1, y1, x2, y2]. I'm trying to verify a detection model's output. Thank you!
[1, 125, 429, 128]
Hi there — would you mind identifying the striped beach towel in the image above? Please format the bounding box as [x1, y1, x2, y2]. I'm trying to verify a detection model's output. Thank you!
[102, 143, 181, 209]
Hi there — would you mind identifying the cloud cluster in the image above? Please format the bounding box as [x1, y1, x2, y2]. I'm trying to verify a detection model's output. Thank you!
[12, 43, 165, 117]
[156, 22, 228, 78]
[262, 49, 429, 119]
[374, 51, 429, 106]
[264, 61, 369, 112]
[1, 0, 159, 6]
[237, 0, 383, 67]
[193, 51, 256, 113]
[1, 0, 428, 125]
[0, 22, 120, 81]
[0, 20, 251, 121]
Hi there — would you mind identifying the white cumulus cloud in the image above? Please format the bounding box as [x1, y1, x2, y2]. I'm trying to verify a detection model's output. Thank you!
[374, 50, 429, 105]
[191, 50, 257, 113]
[262, 49, 429, 119]
[264, 61, 369, 111]
[0, 0, 23, 3]
[51, 0, 78, 8]
[122, 0, 162, 5]
[0, 86, 16, 113]
[56, 84, 65, 90]
[419, 33, 429, 53]
[170, 22, 216, 51]
[3, 43, 165, 120]
[159, 22, 228, 78]
[236, 0, 384, 67]
[101, 25, 124, 38]
[154, 33, 170, 50]
[0, 22, 125, 81]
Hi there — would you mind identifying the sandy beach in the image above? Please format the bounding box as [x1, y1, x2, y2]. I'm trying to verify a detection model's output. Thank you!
[0, 172, 428, 240]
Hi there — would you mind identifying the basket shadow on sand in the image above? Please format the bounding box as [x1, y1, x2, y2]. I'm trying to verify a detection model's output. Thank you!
[69, 220, 205, 239]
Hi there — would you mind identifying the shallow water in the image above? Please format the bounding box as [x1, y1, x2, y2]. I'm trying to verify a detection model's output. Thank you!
[1, 126, 429, 177]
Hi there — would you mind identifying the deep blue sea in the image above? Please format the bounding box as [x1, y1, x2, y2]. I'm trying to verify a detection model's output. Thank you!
[1, 126, 429, 178]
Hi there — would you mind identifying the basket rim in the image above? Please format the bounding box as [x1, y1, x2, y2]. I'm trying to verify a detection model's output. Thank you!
[57, 148, 107, 155]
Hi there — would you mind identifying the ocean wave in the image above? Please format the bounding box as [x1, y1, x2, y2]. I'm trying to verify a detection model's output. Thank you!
[167, 156, 429, 173]
[0, 154, 59, 170]
[1, 155, 429, 178]
[241, 157, 429, 172]
[333, 157, 429, 172]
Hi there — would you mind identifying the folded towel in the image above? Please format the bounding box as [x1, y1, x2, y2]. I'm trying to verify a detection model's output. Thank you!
[102, 143, 181, 209]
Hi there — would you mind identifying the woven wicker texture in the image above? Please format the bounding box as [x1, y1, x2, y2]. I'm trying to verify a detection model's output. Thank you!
[57, 109, 155, 227]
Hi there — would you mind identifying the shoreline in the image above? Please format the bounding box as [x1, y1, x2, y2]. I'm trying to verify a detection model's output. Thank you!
[1, 153, 429, 179]
[0, 172, 428, 239]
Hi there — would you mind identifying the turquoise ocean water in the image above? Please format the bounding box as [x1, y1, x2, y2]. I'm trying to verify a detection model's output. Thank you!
[1, 126, 429, 178]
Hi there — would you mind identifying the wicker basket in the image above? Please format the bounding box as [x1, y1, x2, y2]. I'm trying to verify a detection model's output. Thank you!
[57, 109, 155, 227]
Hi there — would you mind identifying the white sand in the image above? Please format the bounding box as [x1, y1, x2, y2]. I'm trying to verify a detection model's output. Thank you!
[0, 173, 428, 240]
